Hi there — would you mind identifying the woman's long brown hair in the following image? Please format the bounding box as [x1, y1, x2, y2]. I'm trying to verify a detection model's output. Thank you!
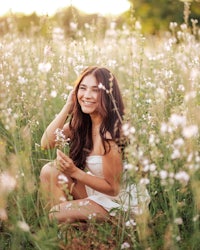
[69, 66, 124, 170]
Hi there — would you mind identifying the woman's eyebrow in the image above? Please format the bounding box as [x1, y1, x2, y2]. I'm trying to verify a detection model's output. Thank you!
[79, 83, 98, 88]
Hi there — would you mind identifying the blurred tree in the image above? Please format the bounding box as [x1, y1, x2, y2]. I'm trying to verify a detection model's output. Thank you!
[0, 2, 199, 36]
[53, 6, 108, 39]
[127, 0, 200, 34]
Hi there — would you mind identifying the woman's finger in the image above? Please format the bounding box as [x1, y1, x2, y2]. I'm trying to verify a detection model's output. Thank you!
[57, 149, 69, 161]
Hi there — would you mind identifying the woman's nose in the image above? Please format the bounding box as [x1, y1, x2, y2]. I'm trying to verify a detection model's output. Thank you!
[84, 89, 92, 98]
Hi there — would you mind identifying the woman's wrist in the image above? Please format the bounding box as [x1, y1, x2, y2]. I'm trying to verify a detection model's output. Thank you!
[71, 168, 86, 181]
[62, 103, 72, 116]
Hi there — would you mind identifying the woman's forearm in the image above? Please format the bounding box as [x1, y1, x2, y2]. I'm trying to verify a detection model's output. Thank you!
[41, 104, 70, 149]
[71, 169, 120, 196]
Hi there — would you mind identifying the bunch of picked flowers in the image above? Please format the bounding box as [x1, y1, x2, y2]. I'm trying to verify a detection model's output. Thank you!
[54, 128, 70, 154]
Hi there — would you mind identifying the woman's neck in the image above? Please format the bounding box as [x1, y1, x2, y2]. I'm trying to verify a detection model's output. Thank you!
[90, 113, 102, 127]
[91, 117, 102, 137]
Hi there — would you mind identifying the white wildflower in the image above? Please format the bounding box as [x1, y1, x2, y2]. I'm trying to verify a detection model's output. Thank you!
[193, 215, 199, 222]
[143, 165, 149, 172]
[175, 171, 190, 185]
[5, 81, 10, 87]
[98, 82, 106, 90]
[195, 155, 200, 163]
[149, 134, 155, 144]
[44, 45, 52, 56]
[129, 126, 136, 134]
[109, 210, 117, 216]
[177, 84, 185, 92]
[184, 91, 196, 102]
[190, 68, 199, 81]
[54, 128, 70, 148]
[174, 217, 183, 225]
[169, 114, 186, 128]
[0, 172, 16, 193]
[170, 22, 178, 30]
[50, 90, 57, 98]
[173, 138, 184, 147]
[125, 219, 136, 227]
[122, 123, 136, 136]
[142, 158, 149, 166]
[160, 122, 168, 133]
[122, 123, 129, 135]
[50, 205, 60, 213]
[182, 125, 198, 138]
[18, 76, 27, 84]
[74, 65, 85, 76]
[59, 196, 67, 202]
[176, 236, 181, 242]
[67, 57, 73, 64]
[79, 200, 90, 206]
[65, 203, 72, 209]
[133, 207, 143, 215]
[139, 178, 150, 185]
[70, 22, 78, 31]
[180, 23, 187, 30]
[123, 163, 134, 171]
[88, 213, 96, 220]
[52, 27, 64, 41]
[58, 174, 69, 183]
[135, 21, 142, 30]
[187, 153, 193, 162]
[38, 62, 51, 73]
[160, 122, 172, 134]
[171, 149, 181, 159]
[121, 242, 130, 249]
[66, 85, 73, 91]
[159, 170, 168, 180]
[17, 221, 30, 232]
[149, 163, 157, 172]
[156, 87, 165, 97]
[138, 148, 144, 158]
[164, 70, 173, 78]
[177, 31, 183, 40]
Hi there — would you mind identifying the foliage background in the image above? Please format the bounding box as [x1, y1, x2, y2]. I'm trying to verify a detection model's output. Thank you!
[0, 0, 200, 249]
[0, 0, 200, 36]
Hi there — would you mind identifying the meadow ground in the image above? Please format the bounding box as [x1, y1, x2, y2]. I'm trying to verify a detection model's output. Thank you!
[0, 17, 200, 249]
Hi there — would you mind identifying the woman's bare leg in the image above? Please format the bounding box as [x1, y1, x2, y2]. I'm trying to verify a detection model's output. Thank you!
[39, 161, 108, 224]
[39, 161, 72, 208]
[49, 198, 109, 224]
[39, 161, 87, 208]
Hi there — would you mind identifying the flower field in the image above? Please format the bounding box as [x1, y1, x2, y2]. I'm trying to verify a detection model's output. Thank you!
[0, 16, 200, 249]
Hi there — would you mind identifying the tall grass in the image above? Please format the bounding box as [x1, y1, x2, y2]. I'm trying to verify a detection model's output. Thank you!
[0, 13, 200, 249]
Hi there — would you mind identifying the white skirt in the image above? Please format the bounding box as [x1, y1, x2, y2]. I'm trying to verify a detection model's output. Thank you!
[85, 183, 151, 215]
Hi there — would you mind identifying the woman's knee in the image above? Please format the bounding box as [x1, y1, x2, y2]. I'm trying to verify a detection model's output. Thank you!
[40, 161, 58, 182]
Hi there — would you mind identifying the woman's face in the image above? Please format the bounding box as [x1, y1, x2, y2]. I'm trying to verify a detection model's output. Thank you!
[77, 74, 101, 115]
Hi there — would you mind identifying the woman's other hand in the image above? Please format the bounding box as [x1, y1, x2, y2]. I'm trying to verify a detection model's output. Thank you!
[56, 149, 77, 176]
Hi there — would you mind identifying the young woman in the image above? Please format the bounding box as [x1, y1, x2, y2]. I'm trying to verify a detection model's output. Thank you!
[40, 66, 125, 224]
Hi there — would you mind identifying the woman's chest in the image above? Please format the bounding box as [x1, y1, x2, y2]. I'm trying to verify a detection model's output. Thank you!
[91, 135, 104, 155]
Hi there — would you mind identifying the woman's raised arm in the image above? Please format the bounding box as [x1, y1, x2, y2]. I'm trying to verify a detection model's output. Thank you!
[41, 90, 74, 149]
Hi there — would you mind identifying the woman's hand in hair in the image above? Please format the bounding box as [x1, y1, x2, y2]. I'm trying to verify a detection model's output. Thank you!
[65, 89, 75, 115]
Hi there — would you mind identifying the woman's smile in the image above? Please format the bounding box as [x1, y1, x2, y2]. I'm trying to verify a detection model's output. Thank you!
[82, 100, 95, 105]
[78, 74, 100, 114]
